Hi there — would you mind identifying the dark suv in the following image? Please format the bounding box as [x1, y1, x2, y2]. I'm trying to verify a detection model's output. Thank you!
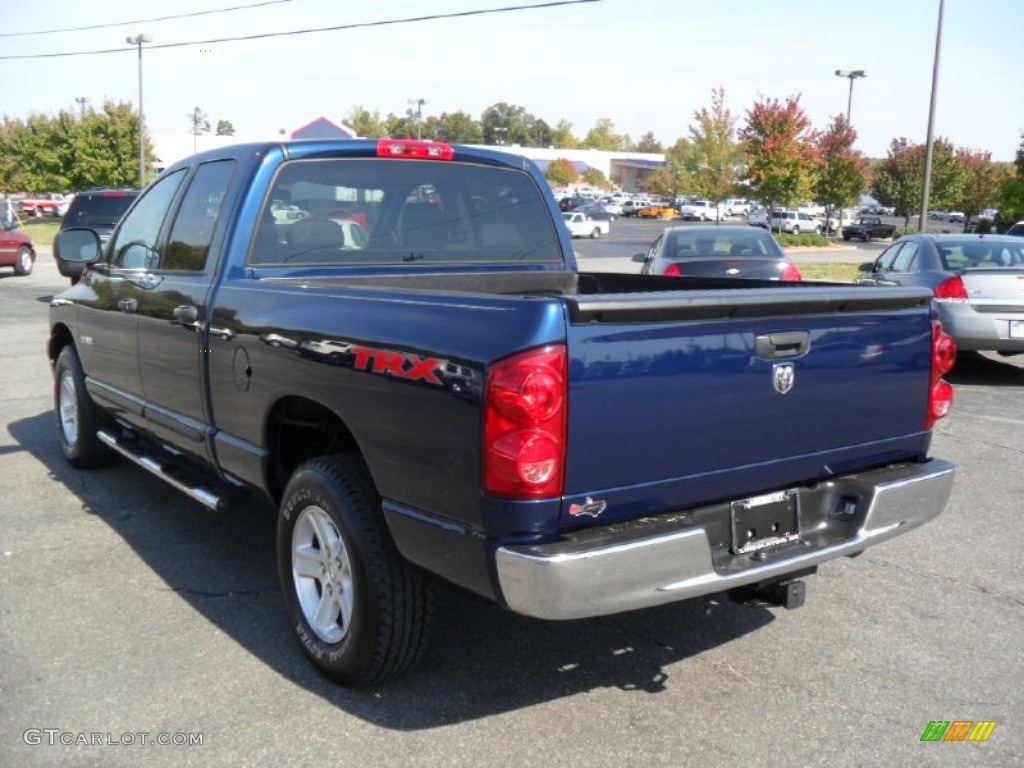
[55, 188, 139, 283]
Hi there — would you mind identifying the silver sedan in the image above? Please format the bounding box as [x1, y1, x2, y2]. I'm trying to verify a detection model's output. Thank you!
[856, 234, 1024, 355]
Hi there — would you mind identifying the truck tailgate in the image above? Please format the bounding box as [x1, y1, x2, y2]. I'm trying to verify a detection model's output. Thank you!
[560, 285, 935, 526]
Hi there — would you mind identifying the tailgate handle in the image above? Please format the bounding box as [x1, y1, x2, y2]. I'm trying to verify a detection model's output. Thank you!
[756, 331, 810, 359]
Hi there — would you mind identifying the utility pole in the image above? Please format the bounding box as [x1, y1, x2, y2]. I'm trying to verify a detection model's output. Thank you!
[126, 34, 153, 188]
[407, 98, 427, 140]
[918, 0, 946, 233]
[74, 97, 89, 119]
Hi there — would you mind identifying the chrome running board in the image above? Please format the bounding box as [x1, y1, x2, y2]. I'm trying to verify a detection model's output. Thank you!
[97, 430, 227, 511]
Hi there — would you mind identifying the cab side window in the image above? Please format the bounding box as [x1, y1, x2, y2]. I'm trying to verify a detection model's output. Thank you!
[875, 242, 903, 272]
[108, 170, 186, 270]
[163, 160, 237, 272]
[891, 241, 919, 273]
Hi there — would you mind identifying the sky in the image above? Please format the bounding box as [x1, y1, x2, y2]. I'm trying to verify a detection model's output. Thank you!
[2, 0, 1022, 161]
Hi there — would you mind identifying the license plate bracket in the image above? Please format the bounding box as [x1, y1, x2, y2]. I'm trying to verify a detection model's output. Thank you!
[731, 490, 800, 555]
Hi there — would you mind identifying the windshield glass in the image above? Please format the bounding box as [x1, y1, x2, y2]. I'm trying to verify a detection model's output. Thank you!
[250, 158, 562, 267]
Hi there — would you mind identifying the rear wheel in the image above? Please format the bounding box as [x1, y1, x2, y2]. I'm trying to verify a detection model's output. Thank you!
[792, 226, 801, 235]
[277, 455, 434, 685]
[13, 246, 33, 276]
[590, 228, 601, 239]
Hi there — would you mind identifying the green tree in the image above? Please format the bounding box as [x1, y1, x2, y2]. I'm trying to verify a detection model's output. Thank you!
[687, 87, 743, 220]
[740, 95, 820, 222]
[549, 119, 579, 149]
[954, 149, 1005, 229]
[814, 114, 869, 233]
[480, 102, 536, 145]
[871, 138, 923, 224]
[215, 120, 235, 136]
[384, 110, 418, 139]
[72, 101, 152, 189]
[995, 133, 1024, 230]
[582, 118, 631, 151]
[433, 111, 483, 144]
[0, 101, 147, 192]
[188, 107, 210, 153]
[635, 131, 663, 153]
[545, 157, 579, 187]
[649, 138, 696, 201]
[347, 106, 387, 138]
[872, 137, 965, 225]
[582, 168, 610, 189]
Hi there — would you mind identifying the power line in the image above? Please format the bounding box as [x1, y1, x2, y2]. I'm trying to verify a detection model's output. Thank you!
[0, 0, 295, 38]
[0, 1, 600, 59]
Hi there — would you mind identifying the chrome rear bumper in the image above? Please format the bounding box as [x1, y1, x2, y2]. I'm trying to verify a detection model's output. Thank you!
[495, 459, 955, 620]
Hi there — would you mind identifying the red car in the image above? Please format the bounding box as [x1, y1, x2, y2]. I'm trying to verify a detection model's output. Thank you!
[0, 222, 36, 276]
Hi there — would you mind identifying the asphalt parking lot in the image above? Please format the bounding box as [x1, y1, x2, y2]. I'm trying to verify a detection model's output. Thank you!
[1, 250, 1021, 767]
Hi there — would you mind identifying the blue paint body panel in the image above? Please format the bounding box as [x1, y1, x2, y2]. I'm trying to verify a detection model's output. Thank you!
[49, 138, 944, 603]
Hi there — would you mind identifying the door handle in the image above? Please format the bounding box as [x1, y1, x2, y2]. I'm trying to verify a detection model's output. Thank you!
[756, 331, 810, 359]
[117, 298, 138, 313]
[172, 305, 200, 330]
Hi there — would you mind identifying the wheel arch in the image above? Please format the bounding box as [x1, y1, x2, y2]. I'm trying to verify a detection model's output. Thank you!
[48, 323, 75, 366]
[263, 395, 365, 504]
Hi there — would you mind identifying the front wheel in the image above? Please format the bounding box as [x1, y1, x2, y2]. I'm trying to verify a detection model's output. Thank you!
[54, 346, 113, 468]
[14, 246, 34, 276]
[277, 455, 434, 685]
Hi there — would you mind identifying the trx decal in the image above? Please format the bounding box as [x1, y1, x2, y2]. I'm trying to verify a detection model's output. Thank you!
[351, 345, 444, 385]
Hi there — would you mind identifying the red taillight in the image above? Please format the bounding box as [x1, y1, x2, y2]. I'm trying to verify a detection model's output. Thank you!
[926, 319, 956, 429]
[484, 345, 567, 498]
[663, 263, 683, 276]
[934, 275, 967, 302]
[376, 139, 454, 160]
[780, 263, 803, 282]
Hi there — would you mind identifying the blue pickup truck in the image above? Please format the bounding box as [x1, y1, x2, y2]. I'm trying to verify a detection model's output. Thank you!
[49, 139, 957, 685]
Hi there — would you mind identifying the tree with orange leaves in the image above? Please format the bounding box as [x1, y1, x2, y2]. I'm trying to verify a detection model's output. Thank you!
[740, 95, 820, 218]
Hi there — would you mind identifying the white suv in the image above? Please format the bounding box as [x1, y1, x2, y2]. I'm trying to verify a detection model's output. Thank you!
[680, 200, 723, 221]
[723, 198, 751, 217]
[769, 210, 823, 235]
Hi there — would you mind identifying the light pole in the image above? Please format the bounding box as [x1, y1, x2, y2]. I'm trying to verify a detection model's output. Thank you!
[407, 97, 427, 140]
[834, 69, 866, 123]
[494, 127, 508, 146]
[918, 0, 946, 233]
[126, 33, 153, 189]
[74, 96, 89, 119]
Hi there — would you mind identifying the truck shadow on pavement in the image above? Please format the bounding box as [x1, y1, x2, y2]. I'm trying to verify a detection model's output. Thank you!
[10, 411, 775, 729]
[946, 351, 1024, 386]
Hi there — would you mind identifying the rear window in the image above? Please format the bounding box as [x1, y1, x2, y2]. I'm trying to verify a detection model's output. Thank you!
[249, 158, 561, 267]
[938, 240, 1024, 270]
[63, 193, 137, 227]
[667, 231, 783, 259]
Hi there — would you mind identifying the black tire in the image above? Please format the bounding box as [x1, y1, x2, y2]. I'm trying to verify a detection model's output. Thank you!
[590, 228, 601, 239]
[13, 246, 34, 276]
[863, 234, 870, 243]
[277, 455, 434, 685]
[843, 236, 851, 241]
[54, 345, 114, 469]
[792, 226, 801, 235]
[814, 226, 822, 236]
